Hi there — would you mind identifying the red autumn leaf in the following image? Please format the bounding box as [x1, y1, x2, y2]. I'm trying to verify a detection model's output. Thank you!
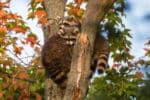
[34, 10, 46, 18]
[25, 36, 38, 47]
[112, 64, 121, 68]
[17, 71, 29, 79]
[135, 71, 144, 79]
[75, 0, 83, 5]
[2, 82, 9, 89]
[19, 89, 30, 100]
[5, 0, 10, 3]
[127, 61, 135, 67]
[14, 46, 23, 55]
[17, 82, 26, 90]
[12, 27, 25, 33]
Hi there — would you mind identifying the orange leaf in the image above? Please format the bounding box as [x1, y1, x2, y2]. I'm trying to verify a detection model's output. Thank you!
[34, 0, 43, 3]
[0, 26, 7, 33]
[38, 17, 47, 24]
[17, 71, 29, 79]
[34, 10, 46, 18]
[0, 11, 7, 19]
[35, 93, 42, 100]
[0, 37, 5, 43]
[0, 91, 3, 98]
[12, 27, 25, 33]
[12, 13, 21, 19]
[68, 7, 78, 15]
[76, 9, 84, 17]
[0, 3, 2, 8]
[6, 14, 12, 19]
[14, 46, 23, 55]
[25, 36, 38, 47]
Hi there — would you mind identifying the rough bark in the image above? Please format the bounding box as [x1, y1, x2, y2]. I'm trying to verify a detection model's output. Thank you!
[43, 0, 66, 40]
[42, 0, 66, 100]
[63, 0, 116, 100]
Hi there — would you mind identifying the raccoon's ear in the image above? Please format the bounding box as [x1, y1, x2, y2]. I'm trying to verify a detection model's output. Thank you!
[46, 16, 62, 25]
[73, 28, 80, 35]
[67, 16, 74, 21]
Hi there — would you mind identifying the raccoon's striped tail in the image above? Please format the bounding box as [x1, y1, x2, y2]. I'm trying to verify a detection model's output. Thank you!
[90, 52, 109, 78]
[96, 53, 109, 73]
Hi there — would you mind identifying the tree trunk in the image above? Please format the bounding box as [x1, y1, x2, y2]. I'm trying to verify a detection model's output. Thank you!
[42, 0, 116, 100]
[42, 0, 66, 100]
[63, 0, 116, 100]
[42, 0, 66, 40]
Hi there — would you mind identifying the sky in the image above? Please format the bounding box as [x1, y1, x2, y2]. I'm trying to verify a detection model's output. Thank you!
[9, 0, 150, 67]
[10, 0, 44, 44]
[123, 0, 150, 59]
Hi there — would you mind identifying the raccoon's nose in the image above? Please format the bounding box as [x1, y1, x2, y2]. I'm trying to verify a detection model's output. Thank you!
[59, 25, 65, 29]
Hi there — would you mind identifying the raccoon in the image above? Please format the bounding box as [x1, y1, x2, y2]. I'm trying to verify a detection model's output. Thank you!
[41, 16, 109, 88]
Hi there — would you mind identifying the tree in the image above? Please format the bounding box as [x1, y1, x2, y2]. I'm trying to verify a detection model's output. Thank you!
[0, 0, 150, 100]
[30, 0, 150, 99]
[42, 0, 116, 100]
[0, 0, 44, 99]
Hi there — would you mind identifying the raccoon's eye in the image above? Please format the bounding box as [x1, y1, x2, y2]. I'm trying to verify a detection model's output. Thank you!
[63, 22, 70, 26]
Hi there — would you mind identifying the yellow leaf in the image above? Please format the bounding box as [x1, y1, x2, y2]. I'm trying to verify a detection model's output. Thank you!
[77, 9, 84, 17]
[0, 48, 5, 53]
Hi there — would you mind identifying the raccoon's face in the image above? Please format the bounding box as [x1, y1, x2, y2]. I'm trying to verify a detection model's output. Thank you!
[57, 16, 81, 45]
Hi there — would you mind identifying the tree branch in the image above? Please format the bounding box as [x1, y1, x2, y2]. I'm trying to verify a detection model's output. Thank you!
[0, 70, 34, 83]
